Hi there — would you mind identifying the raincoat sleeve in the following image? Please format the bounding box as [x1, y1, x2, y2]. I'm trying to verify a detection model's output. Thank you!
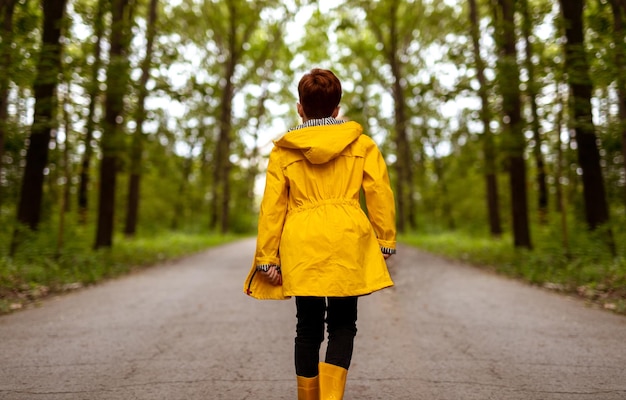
[254, 146, 289, 267]
[243, 146, 290, 300]
[362, 137, 397, 254]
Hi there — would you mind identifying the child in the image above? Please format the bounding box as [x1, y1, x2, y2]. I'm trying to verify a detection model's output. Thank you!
[244, 68, 396, 400]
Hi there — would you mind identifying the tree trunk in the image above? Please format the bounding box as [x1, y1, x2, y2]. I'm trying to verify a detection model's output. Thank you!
[56, 83, 72, 257]
[61, 84, 71, 214]
[360, 0, 415, 232]
[559, 0, 612, 234]
[77, 0, 106, 224]
[520, 0, 548, 224]
[496, 0, 532, 248]
[171, 155, 193, 231]
[469, 0, 502, 237]
[94, 0, 132, 249]
[0, 0, 16, 207]
[246, 85, 268, 201]
[209, 1, 247, 234]
[124, 0, 158, 237]
[609, 0, 626, 206]
[389, 0, 414, 233]
[14, 0, 68, 230]
[433, 153, 455, 230]
[211, 69, 234, 233]
[554, 81, 570, 254]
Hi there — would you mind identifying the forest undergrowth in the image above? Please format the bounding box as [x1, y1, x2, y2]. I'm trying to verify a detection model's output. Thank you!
[2, 214, 625, 316]
[400, 216, 626, 315]
[0, 221, 240, 315]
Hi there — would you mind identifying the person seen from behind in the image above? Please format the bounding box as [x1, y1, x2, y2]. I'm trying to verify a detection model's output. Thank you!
[244, 68, 397, 400]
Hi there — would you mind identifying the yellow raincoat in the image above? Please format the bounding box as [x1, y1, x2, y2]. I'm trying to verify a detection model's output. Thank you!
[244, 121, 396, 300]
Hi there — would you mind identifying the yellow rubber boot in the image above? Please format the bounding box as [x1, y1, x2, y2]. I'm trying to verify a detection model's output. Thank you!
[297, 375, 319, 400]
[319, 362, 348, 400]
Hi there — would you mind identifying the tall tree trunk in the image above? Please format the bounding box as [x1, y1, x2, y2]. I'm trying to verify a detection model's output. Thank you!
[14, 0, 68, 231]
[124, 0, 158, 237]
[495, 0, 532, 248]
[469, 0, 502, 237]
[559, 0, 612, 235]
[78, 0, 106, 224]
[520, 0, 548, 224]
[56, 83, 72, 257]
[609, 0, 626, 206]
[209, 0, 254, 234]
[432, 151, 455, 230]
[61, 83, 71, 214]
[0, 0, 16, 207]
[171, 154, 193, 231]
[389, 0, 414, 233]
[247, 85, 268, 201]
[554, 81, 570, 254]
[94, 0, 132, 249]
[361, 0, 415, 232]
[211, 64, 234, 233]
[209, 12, 231, 233]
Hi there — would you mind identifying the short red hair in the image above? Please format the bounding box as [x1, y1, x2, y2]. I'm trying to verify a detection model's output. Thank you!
[298, 69, 342, 119]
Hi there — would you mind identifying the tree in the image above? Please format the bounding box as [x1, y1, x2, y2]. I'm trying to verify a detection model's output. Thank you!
[608, 0, 626, 206]
[553, 77, 570, 253]
[559, 0, 612, 233]
[362, 0, 417, 232]
[14, 0, 68, 231]
[94, 0, 135, 249]
[494, 0, 532, 248]
[203, 0, 287, 233]
[124, 0, 158, 237]
[207, 0, 252, 233]
[77, 0, 107, 224]
[0, 0, 17, 206]
[520, 0, 549, 223]
[468, 0, 503, 237]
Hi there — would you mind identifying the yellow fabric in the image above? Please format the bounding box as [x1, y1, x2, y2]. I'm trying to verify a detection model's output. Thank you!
[244, 121, 396, 300]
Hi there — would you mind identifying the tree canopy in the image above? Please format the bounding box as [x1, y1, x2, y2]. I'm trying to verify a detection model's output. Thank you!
[0, 0, 624, 258]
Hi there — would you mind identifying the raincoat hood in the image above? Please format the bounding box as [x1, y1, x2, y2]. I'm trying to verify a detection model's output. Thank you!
[274, 121, 363, 164]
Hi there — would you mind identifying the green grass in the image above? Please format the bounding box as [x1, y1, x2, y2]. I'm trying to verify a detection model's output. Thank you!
[399, 222, 626, 314]
[0, 230, 241, 314]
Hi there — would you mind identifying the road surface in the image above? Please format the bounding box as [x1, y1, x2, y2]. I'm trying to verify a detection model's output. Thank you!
[1, 238, 625, 399]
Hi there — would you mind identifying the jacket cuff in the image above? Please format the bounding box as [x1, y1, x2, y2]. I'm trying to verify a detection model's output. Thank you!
[256, 264, 281, 273]
[381, 246, 396, 255]
[254, 257, 280, 271]
[377, 239, 396, 253]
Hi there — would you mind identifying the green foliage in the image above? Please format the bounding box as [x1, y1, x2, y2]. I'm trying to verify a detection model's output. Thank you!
[400, 214, 626, 313]
[9, 0, 41, 87]
[0, 215, 240, 314]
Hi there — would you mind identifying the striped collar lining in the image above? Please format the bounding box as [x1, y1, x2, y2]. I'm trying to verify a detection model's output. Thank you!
[289, 117, 346, 132]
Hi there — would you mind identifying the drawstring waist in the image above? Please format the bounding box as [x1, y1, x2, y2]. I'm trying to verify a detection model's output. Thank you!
[287, 199, 360, 215]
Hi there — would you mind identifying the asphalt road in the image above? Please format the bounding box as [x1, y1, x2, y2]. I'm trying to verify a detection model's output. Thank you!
[1, 238, 625, 400]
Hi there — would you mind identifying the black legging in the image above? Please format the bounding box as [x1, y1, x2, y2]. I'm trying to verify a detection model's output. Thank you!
[294, 296, 358, 378]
